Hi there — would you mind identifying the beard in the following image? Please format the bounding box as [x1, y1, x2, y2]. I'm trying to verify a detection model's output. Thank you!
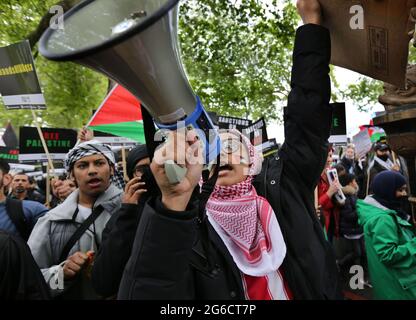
[15, 186, 26, 194]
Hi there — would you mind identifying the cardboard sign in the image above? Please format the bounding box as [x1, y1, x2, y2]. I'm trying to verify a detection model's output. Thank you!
[329, 102, 347, 144]
[353, 128, 373, 158]
[19, 127, 77, 162]
[0, 40, 46, 109]
[319, 0, 416, 87]
[0, 147, 19, 163]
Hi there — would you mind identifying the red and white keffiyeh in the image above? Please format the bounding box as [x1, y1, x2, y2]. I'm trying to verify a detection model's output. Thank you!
[206, 130, 290, 300]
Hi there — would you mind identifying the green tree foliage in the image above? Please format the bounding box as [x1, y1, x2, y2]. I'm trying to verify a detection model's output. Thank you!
[179, 0, 298, 122]
[0, 0, 108, 129]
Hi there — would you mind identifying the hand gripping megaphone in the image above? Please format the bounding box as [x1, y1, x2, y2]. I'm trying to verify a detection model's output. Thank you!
[39, 0, 220, 183]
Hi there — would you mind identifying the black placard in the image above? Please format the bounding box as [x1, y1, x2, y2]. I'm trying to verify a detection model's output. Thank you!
[19, 127, 77, 162]
[0, 147, 19, 163]
[217, 115, 253, 132]
[242, 118, 269, 147]
[329, 102, 347, 143]
[0, 40, 46, 109]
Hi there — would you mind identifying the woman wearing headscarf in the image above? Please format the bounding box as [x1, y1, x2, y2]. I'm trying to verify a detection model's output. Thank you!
[205, 130, 290, 299]
[0, 231, 50, 300]
[357, 170, 416, 299]
[118, 0, 341, 300]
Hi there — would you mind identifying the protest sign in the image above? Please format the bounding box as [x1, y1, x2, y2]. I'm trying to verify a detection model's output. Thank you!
[218, 115, 253, 132]
[0, 40, 46, 109]
[242, 118, 269, 151]
[19, 127, 77, 162]
[353, 129, 373, 159]
[329, 103, 347, 144]
[0, 147, 19, 163]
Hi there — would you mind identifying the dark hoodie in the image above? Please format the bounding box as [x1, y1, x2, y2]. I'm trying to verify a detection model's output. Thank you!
[339, 185, 363, 237]
[371, 171, 409, 221]
[0, 231, 50, 300]
[92, 144, 160, 297]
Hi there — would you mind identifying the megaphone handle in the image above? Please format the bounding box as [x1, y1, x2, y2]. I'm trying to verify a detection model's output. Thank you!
[164, 160, 188, 184]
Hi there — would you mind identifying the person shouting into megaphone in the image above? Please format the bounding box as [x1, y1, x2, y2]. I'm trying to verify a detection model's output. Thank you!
[118, 0, 342, 300]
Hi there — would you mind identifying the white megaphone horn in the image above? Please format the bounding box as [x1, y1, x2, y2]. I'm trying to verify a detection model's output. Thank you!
[39, 0, 220, 184]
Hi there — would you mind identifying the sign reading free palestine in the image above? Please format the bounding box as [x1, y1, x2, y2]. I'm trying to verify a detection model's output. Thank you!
[0, 147, 19, 163]
[19, 127, 77, 162]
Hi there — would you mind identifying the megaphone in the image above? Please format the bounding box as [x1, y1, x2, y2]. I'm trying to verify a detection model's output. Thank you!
[39, 0, 220, 183]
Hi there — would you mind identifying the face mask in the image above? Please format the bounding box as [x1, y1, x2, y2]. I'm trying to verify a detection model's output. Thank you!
[140, 165, 159, 196]
[378, 154, 389, 161]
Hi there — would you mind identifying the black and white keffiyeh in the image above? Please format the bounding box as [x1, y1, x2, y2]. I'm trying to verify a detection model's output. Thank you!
[64, 140, 125, 190]
[65, 140, 115, 171]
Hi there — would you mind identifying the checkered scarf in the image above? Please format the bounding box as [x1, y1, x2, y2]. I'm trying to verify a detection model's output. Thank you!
[65, 140, 115, 171]
[206, 130, 286, 277]
[64, 140, 125, 190]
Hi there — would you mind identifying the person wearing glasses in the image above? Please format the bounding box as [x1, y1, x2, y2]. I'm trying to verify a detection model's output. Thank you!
[117, 0, 341, 300]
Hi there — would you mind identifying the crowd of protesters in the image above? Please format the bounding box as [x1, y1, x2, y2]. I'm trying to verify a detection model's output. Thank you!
[318, 141, 415, 299]
[0, 0, 415, 301]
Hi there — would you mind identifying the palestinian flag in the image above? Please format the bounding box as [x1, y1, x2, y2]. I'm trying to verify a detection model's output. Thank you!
[359, 123, 386, 143]
[88, 85, 145, 143]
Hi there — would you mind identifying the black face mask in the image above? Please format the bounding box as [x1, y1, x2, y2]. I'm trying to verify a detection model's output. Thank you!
[140, 165, 160, 197]
[378, 154, 389, 161]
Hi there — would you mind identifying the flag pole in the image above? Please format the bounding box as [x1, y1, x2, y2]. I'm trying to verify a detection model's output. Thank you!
[45, 161, 51, 208]
[31, 108, 55, 172]
[121, 144, 128, 182]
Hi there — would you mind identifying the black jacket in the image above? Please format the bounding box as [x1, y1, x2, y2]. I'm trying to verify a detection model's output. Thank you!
[338, 186, 363, 236]
[117, 24, 341, 300]
[91, 202, 144, 298]
[0, 231, 50, 300]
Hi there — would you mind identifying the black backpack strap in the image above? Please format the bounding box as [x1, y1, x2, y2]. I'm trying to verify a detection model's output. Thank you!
[59, 205, 104, 262]
[5, 198, 31, 241]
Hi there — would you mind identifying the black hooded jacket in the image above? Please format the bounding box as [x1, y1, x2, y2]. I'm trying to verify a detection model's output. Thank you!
[117, 24, 341, 300]
[0, 231, 50, 300]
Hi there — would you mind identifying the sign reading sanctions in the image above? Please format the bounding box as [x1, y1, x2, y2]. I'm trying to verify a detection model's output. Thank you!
[19, 127, 77, 162]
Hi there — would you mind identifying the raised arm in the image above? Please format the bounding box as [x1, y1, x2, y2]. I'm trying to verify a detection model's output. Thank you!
[280, 0, 332, 190]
